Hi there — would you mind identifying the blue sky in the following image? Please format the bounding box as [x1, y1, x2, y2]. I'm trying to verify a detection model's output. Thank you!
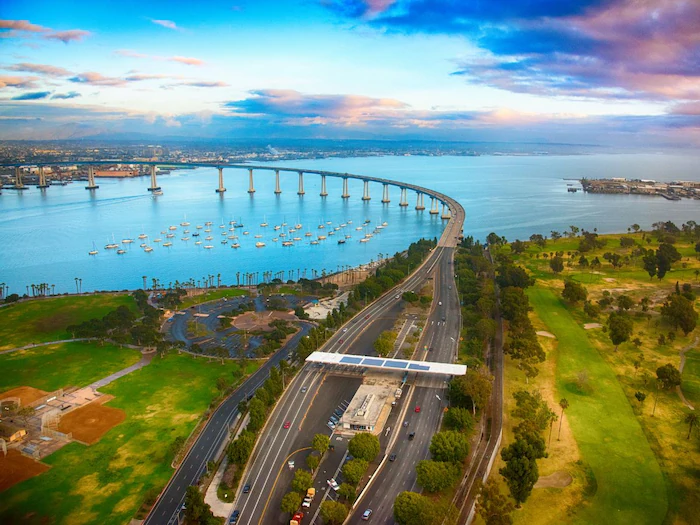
[1, 0, 698, 146]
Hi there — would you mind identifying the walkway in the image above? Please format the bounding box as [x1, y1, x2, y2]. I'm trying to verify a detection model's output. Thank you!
[677, 336, 698, 410]
[88, 350, 157, 390]
[0, 338, 95, 355]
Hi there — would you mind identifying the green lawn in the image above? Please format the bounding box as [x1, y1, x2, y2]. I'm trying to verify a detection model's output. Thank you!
[179, 288, 249, 309]
[528, 288, 668, 525]
[0, 294, 136, 350]
[682, 349, 700, 407]
[0, 353, 260, 524]
[0, 342, 141, 393]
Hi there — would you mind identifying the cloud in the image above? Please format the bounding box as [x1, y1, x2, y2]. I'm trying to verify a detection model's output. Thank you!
[45, 30, 91, 43]
[171, 80, 229, 88]
[328, 0, 700, 102]
[12, 91, 51, 100]
[68, 72, 126, 86]
[51, 91, 81, 99]
[116, 49, 205, 66]
[0, 19, 48, 32]
[124, 73, 174, 82]
[170, 56, 204, 66]
[0, 75, 39, 89]
[151, 19, 178, 30]
[7, 63, 73, 77]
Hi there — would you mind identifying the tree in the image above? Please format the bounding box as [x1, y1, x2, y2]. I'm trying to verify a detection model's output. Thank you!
[607, 312, 633, 350]
[312, 433, 330, 455]
[476, 479, 515, 525]
[394, 491, 435, 525]
[348, 432, 380, 462]
[342, 458, 369, 486]
[373, 330, 395, 357]
[291, 469, 313, 493]
[306, 454, 320, 472]
[557, 399, 569, 440]
[281, 491, 302, 514]
[549, 256, 564, 274]
[562, 280, 587, 303]
[656, 363, 682, 390]
[184, 485, 218, 525]
[416, 460, 460, 492]
[227, 430, 256, 466]
[616, 295, 635, 311]
[660, 294, 698, 335]
[444, 407, 475, 432]
[634, 391, 646, 405]
[499, 439, 540, 507]
[338, 483, 357, 503]
[460, 368, 494, 415]
[685, 413, 698, 440]
[320, 501, 348, 525]
[429, 431, 470, 463]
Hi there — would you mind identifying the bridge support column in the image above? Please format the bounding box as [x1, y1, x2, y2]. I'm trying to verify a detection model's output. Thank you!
[362, 180, 371, 201]
[147, 165, 161, 192]
[342, 177, 350, 199]
[85, 166, 99, 190]
[320, 175, 328, 197]
[429, 197, 439, 214]
[274, 170, 282, 194]
[15, 167, 25, 189]
[215, 167, 226, 193]
[248, 169, 255, 194]
[415, 192, 425, 210]
[381, 184, 390, 203]
[441, 203, 451, 220]
[37, 166, 49, 189]
[297, 172, 305, 195]
[399, 187, 408, 207]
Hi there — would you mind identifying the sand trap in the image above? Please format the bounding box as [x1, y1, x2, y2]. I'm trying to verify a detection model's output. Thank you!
[535, 470, 573, 489]
[584, 323, 602, 330]
[0, 386, 49, 406]
[536, 331, 556, 339]
[603, 278, 616, 283]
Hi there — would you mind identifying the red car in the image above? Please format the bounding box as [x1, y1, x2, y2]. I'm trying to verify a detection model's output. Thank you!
[283, 421, 291, 429]
[365, 315, 370, 319]
[415, 406, 421, 413]
[338, 339, 344, 344]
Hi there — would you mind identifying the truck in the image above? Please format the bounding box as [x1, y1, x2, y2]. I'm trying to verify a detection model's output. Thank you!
[290, 511, 304, 525]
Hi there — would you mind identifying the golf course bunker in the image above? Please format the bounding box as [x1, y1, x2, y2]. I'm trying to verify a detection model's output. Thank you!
[535, 470, 573, 489]
[536, 331, 556, 339]
[57, 397, 125, 444]
[0, 386, 49, 406]
[0, 449, 49, 492]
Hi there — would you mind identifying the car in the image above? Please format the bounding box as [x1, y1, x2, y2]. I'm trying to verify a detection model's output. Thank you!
[283, 421, 291, 429]
[338, 339, 343, 344]
[343, 328, 348, 332]
[302, 498, 312, 508]
[389, 453, 397, 462]
[327, 420, 336, 429]
[448, 285, 452, 289]
[438, 301, 442, 306]
[362, 509, 372, 521]
[408, 432, 416, 440]
[242, 484, 250, 494]
[429, 347, 434, 352]
[403, 420, 408, 427]
[365, 315, 370, 319]
[415, 405, 421, 413]
[395, 294, 400, 299]
[442, 316, 446, 322]
[327, 479, 340, 490]
[334, 409, 343, 417]
[229, 510, 240, 524]
[301, 386, 307, 393]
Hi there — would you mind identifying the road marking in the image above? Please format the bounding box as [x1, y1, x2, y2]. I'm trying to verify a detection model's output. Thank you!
[257, 447, 312, 525]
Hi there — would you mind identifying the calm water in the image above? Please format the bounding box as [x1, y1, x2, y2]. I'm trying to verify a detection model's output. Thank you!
[1, 154, 698, 294]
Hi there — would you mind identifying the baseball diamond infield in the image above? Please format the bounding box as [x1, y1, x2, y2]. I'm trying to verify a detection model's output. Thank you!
[0, 386, 49, 406]
[0, 450, 49, 492]
[57, 397, 126, 445]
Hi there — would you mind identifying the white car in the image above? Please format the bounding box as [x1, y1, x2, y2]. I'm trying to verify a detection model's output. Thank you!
[302, 498, 312, 508]
[327, 479, 340, 491]
[342, 328, 348, 332]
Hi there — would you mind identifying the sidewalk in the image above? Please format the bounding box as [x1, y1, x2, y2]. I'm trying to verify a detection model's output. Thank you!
[88, 350, 156, 390]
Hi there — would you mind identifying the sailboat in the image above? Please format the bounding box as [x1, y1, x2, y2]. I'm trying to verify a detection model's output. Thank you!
[260, 215, 268, 228]
[180, 215, 190, 227]
[105, 234, 119, 250]
[89, 242, 99, 256]
[255, 241, 266, 248]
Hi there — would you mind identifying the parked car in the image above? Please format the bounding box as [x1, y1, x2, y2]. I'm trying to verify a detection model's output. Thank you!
[327, 479, 340, 491]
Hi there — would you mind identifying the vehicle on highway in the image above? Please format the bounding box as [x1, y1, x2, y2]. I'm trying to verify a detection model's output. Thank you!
[229, 510, 240, 524]
[442, 316, 446, 322]
[395, 294, 400, 299]
[327, 478, 340, 490]
[338, 339, 343, 344]
[301, 386, 307, 393]
[362, 509, 373, 521]
[438, 301, 442, 306]
[415, 405, 421, 413]
[389, 453, 397, 462]
[403, 420, 408, 427]
[242, 484, 250, 494]
[283, 421, 291, 429]
[408, 432, 415, 440]
[343, 328, 348, 332]
[365, 315, 370, 319]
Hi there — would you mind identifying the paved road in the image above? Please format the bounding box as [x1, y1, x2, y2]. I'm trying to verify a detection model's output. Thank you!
[144, 323, 312, 525]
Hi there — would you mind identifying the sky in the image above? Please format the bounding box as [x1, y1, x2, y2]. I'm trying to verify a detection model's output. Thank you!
[1, 0, 699, 146]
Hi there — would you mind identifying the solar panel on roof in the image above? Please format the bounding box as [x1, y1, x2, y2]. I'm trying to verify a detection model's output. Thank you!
[408, 363, 430, 371]
[383, 361, 408, 369]
[340, 356, 363, 365]
[362, 358, 385, 367]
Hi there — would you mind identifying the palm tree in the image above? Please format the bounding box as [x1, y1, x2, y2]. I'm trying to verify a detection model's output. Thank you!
[686, 413, 698, 440]
[558, 398, 569, 440]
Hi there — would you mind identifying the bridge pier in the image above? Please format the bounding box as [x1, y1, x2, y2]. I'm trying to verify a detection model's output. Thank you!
[147, 165, 161, 192]
[37, 166, 49, 189]
[415, 192, 425, 210]
[441, 203, 451, 220]
[362, 180, 371, 201]
[248, 169, 255, 194]
[320, 175, 328, 197]
[429, 197, 439, 215]
[274, 170, 282, 194]
[85, 166, 99, 190]
[381, 184, 390, 203]
[342, 177, 350, 199]
[297, 172, 305, 195]
[399, 187, 408, 207]
[215, 167, 226, 193]
[14, 167, 26, 189]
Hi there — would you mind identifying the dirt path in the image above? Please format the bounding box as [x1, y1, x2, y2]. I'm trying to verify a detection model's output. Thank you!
[677, 336, 698, 410]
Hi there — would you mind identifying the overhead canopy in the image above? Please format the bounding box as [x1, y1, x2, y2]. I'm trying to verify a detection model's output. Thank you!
[306, 351, 466, 376]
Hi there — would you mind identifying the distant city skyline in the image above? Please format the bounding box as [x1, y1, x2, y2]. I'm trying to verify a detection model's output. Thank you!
[1, 0, 698, 146]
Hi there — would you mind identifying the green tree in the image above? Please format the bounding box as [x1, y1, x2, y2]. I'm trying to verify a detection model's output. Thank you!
[549, 256, 564, 274]
[660, 293, 698, 335]
[685, 413, 698, 440]
[443, 407, 475, 432]
[476, 479, 515, 525]
[227, 430, 256, 466]
[416, 460, 460, 492]
[342, 458, 369, 486]
[291, 469, 313, 493]
[562, 280, 587, 303]
[499, 439, 540, 507]
[348, 432, 380, 462]
[281, 492, 302, 514]
[306, 453, 320, 472]
[393, 491, 435, 525]
[337, 483, 357, 503]
[312, 433, 330, 455]
[607, 312, 633, 350]
[616, 295, 635, 311]
[429, 431, 470, 463]
[557, 399, 569, 440]
[320, 501, 348, 525]
[373, 330, 395, 357]
[634, 391, 646, 405]
[184, 485, 218, 525]
[656, 363, 682, 390]
[460, 368, 494, 415]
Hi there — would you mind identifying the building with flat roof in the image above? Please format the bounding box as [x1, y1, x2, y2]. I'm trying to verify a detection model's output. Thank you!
[339, 375, 398, 434]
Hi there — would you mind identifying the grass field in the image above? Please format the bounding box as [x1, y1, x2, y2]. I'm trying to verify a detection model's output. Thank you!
[0, 294, 136, 350]
[0, 352, 260, 524]
[682, 349, 700, 406]
[528, 288, 668, 524]
[179, 288, 248, 309]
[0, 341, 141, 393]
